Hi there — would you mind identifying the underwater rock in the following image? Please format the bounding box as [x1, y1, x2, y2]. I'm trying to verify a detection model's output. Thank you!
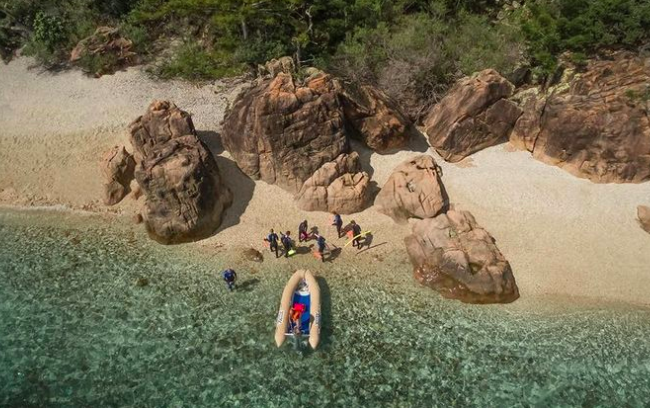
[375, 155, 448, 223]
[424, 69, 522, 162]
[405, 210, 519, 304]
[135, 277, 149, 287]
[295, 152, 371, 214]
[510, 51, 650, 183]
[100, 145, 135, 206]
[242, 247, 264, 262]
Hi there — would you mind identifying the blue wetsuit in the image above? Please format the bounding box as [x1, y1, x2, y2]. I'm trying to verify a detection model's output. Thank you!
[267, 232, 279, 258]
[222, 269, 237, 291]
[317, 236, 326, 262]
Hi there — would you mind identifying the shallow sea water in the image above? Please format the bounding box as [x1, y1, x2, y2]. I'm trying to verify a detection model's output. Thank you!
[1, 210, 650, 407]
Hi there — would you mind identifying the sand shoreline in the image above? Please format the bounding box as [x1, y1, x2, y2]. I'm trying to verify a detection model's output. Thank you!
[2, 57, 650, 306]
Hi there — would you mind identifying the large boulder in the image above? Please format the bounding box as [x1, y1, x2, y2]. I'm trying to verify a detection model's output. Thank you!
[295, 152, 371, 214]
[638, 205, 650, 234]
[134, 135, 232, 244]
[375, 155, 448, 223]
[101, 145, 135, 205]
[340, 84, 413, 152]
[424, 69, 522, 162]
[510, 51, 650, 183]
[405, 210, 519, 304]
[221, 73, 349, 193]
[129, 100, 196, 162]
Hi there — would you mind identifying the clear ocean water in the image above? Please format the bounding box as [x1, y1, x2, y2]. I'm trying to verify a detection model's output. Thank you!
[1, 209, 649, 407]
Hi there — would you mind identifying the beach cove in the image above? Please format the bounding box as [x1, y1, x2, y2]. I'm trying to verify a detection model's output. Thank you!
[2, 57, 650, 406]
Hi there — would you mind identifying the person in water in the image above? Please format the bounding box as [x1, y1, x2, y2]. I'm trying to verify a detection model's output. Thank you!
[316, 234, 327, 262]
[298, 220, 309, 242]
[265, 229, 280, 258]
[332, 212, 343, 238]
[350, 220, 363, 249]
[222, 268, 237, 291]
[281, 231, 293, 258]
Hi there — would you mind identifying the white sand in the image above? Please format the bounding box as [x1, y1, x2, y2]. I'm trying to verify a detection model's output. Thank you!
[2, 57, 649, 306]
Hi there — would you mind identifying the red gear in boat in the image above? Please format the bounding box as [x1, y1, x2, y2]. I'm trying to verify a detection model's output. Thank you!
[291, 303, 306, 323]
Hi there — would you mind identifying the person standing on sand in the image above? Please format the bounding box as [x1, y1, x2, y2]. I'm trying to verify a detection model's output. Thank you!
[350, 220, 362, 249]
[281, 231, 293, 258]
[265, 229, 279, 258]
[316, 234, 327, 262]
[332, 212, 343, 238]
[298, 220, 309, 242]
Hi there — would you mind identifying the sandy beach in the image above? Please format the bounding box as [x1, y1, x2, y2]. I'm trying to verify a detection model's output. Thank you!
[1, 57, 650, 306]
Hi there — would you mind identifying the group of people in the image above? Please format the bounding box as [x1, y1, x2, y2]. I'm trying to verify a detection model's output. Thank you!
[221, 212, 368, 291]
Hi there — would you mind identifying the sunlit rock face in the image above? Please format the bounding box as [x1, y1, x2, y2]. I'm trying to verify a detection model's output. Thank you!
[405, 210, 519, 304]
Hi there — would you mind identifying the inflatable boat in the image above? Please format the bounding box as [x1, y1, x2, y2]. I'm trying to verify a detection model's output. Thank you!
[274, 269, 321, 349]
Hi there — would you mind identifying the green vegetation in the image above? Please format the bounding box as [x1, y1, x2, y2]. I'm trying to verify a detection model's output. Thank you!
[1, 0, 648, 87]
[521, 0, 650, 74]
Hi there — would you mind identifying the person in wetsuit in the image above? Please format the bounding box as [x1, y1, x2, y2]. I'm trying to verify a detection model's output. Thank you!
[266, 229, 279, 258]
[222, 269, 237, 291]
[281, 231, 293, 258]
[316, 234, 327, 262]
[298, 220, 309, 242]
[332, 212, 343, 238]
[350, 220, 362, 249]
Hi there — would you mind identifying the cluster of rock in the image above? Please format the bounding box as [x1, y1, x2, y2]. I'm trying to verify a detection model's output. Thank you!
[221, 68, 413, 213]
[426, 52, 650, 184]
[374, 153, 518, 304]
[70, 26, 138, 76]
[510, 52, 650, 183]
[405, 210, 519, 304]
[102, 100, 232, 244]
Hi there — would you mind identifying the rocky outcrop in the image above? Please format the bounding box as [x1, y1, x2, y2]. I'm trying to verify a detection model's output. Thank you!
[295, 152, 371, 214]
[128, 100, 231, 244]
[101, 145, 135, 205]
[340, 84, 413, 152]
[221, 73, 349, 193]
[405, 210, 519, 304]
[375, 155, 448, 223]
[70, 26, 137, 76]
[129, 100, 196, 162]
[638, 205, 650, 234]
[134, 135, 232, 244]
[510, 51, 650, 183]
[424, 69, 522, 162]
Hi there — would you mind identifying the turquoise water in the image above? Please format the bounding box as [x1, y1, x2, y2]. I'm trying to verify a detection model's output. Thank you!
[1, 210, 650, 407]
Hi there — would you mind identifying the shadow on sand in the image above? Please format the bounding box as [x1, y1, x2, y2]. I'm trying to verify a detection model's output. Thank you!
[197, 130, 225, 155]
[213, 155, 255, 233]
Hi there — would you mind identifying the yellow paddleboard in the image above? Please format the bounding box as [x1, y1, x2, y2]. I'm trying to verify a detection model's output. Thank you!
[344, 231, 371, 247]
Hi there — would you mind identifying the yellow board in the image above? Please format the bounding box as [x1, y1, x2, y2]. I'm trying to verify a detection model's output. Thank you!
[344, 230, 372, 247]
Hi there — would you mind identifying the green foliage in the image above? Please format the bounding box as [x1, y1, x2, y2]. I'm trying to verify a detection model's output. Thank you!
[522, 0, 650, 74]
[33, 11, 65, 50]
[153, 41, 245, 81]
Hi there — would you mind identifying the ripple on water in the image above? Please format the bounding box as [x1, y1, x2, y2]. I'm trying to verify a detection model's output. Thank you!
[1, 210, 650, 407]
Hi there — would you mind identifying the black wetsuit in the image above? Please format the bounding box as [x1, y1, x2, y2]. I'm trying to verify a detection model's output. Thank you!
[267, 232, 279, 258]
[352, 224, 362, 248]
[333, 214, 343, 238]
[281, 235, 292, 258]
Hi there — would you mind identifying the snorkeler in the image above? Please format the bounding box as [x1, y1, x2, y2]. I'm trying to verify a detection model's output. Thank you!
[265, 229, 280, 258]
[222, 268, 237, 291]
